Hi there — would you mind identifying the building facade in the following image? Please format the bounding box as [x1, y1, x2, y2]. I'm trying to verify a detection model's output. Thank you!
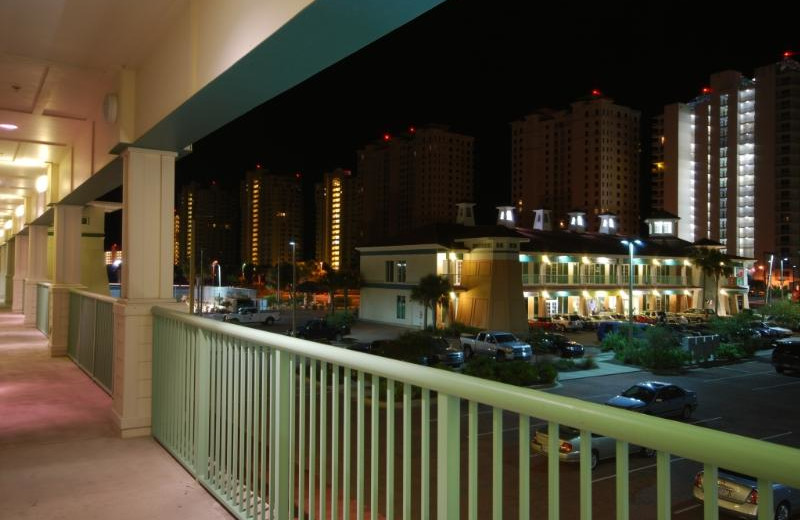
[358, 125, 474, 245]
[511, 93, 641, 234]
[240, 169, 304, 267]
[314, 168, 363, 271]
[176, 181, 239, 274]
[359, 208, 752, 332]
[652, 56, 800, 275]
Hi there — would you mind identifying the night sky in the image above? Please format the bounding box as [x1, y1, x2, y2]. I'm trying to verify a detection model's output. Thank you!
[170, 0, 798, 258]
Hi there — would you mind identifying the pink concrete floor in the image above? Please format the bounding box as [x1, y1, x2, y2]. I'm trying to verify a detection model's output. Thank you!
[0, 310, 233, 520]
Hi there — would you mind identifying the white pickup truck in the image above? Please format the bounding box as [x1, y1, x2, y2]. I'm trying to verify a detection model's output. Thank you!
[460, 331, 533, 361]
[224, 307, 280, 325]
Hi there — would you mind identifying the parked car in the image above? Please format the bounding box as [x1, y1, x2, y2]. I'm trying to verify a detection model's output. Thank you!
[772, 337, 800, 373]
[693, 468, 797, 520]
[531, 425, 653, 470]
[681, 308, 717, 322]
[369, 335, 465, 369]
[751, 321, 792, 339]
[553, 314, 584, 331]
[534, 333, 585, 358]
[605, 381, 697, 419]
[293, 318, 350, 341]
[460, 331, 532, 361]
[528, 316, 565, 332]
[224, 306, 280, 325]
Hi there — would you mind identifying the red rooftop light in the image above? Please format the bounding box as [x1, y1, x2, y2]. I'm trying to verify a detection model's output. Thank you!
[784, 50, 795, 58]
[701, 86, 712, 94]
[256, 163, 262, 169]
[295, 172, 302, 179]
[409, 126, 416, 133]
[591, 89, 602, 97]
[383, 133, 391, 141]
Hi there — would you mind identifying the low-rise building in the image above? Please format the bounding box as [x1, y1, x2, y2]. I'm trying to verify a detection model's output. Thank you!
[358, 205, 752, 332]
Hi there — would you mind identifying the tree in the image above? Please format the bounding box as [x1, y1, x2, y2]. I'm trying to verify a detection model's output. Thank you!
[410, 274, 452, 330]
[690, 247, 734, 314]
[339, 269, 363, 313]
[319, 269, 345, 313]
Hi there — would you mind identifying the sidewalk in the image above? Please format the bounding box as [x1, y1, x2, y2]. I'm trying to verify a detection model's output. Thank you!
[0, 309, 232, 520]
[557, 351, 643, 381]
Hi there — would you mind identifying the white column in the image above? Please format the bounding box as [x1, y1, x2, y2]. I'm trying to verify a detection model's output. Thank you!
[113, 147, 182, 438]
[23, 225, 49, 327]
[0, 243, 7, 305]
[49, 205, 84, 356]
[11, 235, 28, 313]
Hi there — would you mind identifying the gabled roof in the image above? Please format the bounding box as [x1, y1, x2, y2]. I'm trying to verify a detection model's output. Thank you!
[358, 223, 524, 249]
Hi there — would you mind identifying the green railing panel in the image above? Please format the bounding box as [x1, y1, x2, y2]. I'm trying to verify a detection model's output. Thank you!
[151, 306, 800, 520]
[36, 283, 50, 336]
[67, 290, 117, 395]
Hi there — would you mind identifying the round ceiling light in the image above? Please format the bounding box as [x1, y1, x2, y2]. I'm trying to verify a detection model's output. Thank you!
[0, 123, 18, 131]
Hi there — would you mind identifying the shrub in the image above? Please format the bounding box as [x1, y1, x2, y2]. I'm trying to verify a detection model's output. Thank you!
[576, 355, 598, 370]
[463, 358, 556, 386]
[741, 336, 771, 357]
[714, 343, 746, 361]
[440, 321, 481, 338]
[326, 311, 356, 328]
[605, 332, 646, 364]
[638, 343, 690, 371]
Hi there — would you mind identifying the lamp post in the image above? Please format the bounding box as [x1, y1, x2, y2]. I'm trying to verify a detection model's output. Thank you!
[781, 257, 788, 301]
[289, 240, 296, 334]
[621, 239, 643, 341]
[766, 254, 774, 305]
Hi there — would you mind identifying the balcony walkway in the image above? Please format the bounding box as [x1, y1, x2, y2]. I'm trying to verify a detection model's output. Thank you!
[0, 309, 232, 520]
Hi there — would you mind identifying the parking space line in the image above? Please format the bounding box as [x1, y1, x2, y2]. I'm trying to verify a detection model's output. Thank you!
[760, 431, 792, 441]
[703, 371, 775, 382]
[689, 416, 721, 425]
[752, 380, 800, 391]
[674, 504, 702, 515]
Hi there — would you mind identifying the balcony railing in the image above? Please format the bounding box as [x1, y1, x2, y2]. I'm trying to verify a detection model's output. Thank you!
[67, 289, 116, 394]
[36, 282, 51, 336]
[152, 306, 800, 520]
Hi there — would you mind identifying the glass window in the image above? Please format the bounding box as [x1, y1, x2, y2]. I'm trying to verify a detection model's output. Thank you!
[396, 295, 406, 319]
[397, 260, 407, 282]
[385, 261, 395, 282]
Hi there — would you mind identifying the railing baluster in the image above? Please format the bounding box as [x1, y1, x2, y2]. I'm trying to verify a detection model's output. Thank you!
[519, 414, 530, 520]
[385, 379, 395, 520]
[299, 358, 306, 520]
[703, 464, 718, 520]
[272, 349, 292, 520]
[343, 367, 352, 520]
[402, 383, 411, 520]
[320, 362, 328, 520]
[371, 375, 379, 520]
[309, 360, 318, 520]
[195, 331, 211, 485]
[260, 349, 268, 520]
[579, 429, 592, 520]
[420, 388, 430, 520]
[238, 344, 246, 509]
[332, 366, 340, 520]
[356, 371, 365, 520]
[493, 407, 503, 519]
[615, 440, 629, 520]
[547, 421, 559, 520]
[245, 345, 254, 515]
[268, 348, 275, 517]
[436, 392, 460, 519]
[287, 354, 295, 520]
[214, 337, 222, 488]
[757, 477, 773, 520]
[656, 450, 670, 520]
[468, 401, 478, 520]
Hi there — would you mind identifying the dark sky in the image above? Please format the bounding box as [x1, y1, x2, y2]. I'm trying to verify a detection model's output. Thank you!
[172, 0, 798, 256]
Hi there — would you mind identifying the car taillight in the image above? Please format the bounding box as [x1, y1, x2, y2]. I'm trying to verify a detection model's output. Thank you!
[559, 441, 573, 453]
[693, 472, 703, 489]
[746, 489, 758, 505]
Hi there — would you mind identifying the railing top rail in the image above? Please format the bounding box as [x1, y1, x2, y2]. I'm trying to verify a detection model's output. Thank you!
[69, 288, 119, 305]
[36, 281, 53, 288]
[152, 305, 800, 487]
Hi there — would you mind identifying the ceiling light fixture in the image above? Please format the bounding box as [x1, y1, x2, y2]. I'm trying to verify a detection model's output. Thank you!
[15, 204, 24, 217]
[0, 123, 18, 131]
[35, 175, 48, 193]
[4, 221, 12, 230]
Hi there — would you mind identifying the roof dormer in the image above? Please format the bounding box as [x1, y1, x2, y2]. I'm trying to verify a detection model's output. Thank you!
[496, 205, 516, 228]
[567, 210, 587, 232]
[532, 208, 553, 231]
[456, 202, 476, 226]
[645, 211, 680, 237]
[598, 212, 618, 235]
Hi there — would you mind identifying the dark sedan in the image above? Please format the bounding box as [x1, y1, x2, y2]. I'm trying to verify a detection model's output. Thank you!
[605, 381, 697, 419]
[536, 333, 585, 358]
[369, 335, 465, 369]
[773, 337, 800, 373]
[293, 318, 350, 341]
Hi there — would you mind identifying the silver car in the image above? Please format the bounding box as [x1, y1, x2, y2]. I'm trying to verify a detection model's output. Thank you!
[531, 425, 653, 470]
[693, 469, 797, 520]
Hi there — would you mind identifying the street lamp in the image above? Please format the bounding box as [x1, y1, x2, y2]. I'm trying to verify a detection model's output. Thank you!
[289, 240, 297, 335]
[766, 254, 775, 305]
[621, 239, 643, 341]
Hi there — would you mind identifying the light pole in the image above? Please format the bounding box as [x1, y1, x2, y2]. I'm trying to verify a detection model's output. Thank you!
[781, 257, 788, 301]
[621, 239, 643, 341]
[290, 240, 296, 334]
[766, 254, 775, 305]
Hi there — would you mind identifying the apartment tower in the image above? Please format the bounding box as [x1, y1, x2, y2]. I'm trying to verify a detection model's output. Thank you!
[653, 55, 800, 266]
[240, 169, 304, 266]
[511, 92, 641, 234]
[314, 168, 363, 271]
[357, 124, 474, 243]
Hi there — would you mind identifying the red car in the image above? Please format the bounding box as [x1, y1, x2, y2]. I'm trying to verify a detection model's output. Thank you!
[528, 317, 565, 332]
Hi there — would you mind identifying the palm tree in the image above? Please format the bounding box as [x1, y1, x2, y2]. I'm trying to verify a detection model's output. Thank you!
[338, 269, 363, 314]
[690, 247, 734, 314]
[410, 274, 452, 330]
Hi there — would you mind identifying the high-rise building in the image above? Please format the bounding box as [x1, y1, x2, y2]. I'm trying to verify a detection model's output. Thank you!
[315, 168, 363, 271]
[357, 125, 474, 243]
[175, 181, 239, 274]
[240, 169, 304, 266]
[653, 55, 800, 266]
[511, 93, 641, 234]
